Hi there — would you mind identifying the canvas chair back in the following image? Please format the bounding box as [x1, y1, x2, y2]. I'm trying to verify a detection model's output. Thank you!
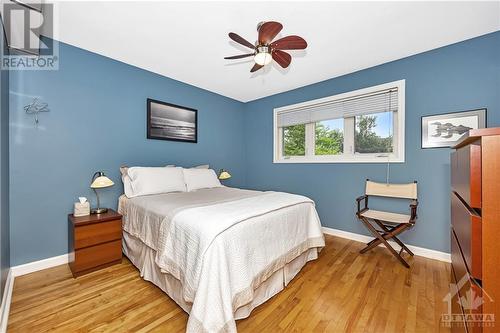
[365, 180, 417, 200]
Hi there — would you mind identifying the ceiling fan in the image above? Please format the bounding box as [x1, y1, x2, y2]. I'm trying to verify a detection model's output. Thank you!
[224, 21, 307, 72]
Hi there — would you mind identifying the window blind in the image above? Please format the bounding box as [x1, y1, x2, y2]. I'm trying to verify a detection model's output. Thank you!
[277, 89, 398, 128]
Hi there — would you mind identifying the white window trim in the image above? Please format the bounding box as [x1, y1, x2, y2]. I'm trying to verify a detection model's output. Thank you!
[273, 80, 405, 164]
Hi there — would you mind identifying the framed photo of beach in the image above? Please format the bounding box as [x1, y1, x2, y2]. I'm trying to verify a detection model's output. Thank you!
[147, 98, 197, 143]
[421, 109, 486, 148]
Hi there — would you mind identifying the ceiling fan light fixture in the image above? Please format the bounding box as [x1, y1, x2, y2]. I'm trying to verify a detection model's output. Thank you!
[254, 46, 272, 66]
[225, 22, 307, 72]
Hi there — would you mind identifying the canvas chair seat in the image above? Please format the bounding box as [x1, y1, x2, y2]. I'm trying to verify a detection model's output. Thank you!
[360, 209, 411, 224]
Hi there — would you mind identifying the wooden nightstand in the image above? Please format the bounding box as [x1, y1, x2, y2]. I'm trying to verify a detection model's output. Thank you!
[68, 209, 123, 277]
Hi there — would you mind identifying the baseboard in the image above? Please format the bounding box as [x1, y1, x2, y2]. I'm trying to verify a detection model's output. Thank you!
[0, 269, 14, 333]
[11, 253, 69, 277]
[322, 226, 451, 263]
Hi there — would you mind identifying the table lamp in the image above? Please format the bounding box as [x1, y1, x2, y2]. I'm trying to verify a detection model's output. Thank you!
[90, 171, 114, 214]
[218, 169, 231, 180]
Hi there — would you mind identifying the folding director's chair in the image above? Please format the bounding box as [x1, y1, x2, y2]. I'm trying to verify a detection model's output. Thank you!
[355, 179, 418, 268]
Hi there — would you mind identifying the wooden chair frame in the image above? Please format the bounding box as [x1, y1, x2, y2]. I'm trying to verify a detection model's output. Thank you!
[355, 181, 418, 268]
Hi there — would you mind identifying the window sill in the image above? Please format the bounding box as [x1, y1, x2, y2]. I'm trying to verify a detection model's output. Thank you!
[273, 155, 405, 164]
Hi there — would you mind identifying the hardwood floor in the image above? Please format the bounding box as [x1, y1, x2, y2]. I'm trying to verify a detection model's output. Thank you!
[8, 235, 451, 332]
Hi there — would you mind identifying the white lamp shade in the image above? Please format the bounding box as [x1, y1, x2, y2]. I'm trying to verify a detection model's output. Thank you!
[90, 176, 114, 189]
[254, 52, 272, 66]
[218, 170, 231, 180]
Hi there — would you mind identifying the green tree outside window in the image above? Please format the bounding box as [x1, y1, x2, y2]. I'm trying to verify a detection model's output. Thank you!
[315, 122, 343, 155]
[283, 124, 306, 156]
[355, 115, 393, 153]
[282, 114, 392, 157]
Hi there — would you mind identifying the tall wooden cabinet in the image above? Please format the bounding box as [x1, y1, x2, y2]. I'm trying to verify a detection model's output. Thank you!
[451, 128, 500, 333]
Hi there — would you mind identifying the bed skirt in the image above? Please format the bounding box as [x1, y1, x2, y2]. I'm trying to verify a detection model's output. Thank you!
[122, 231, 318, 320]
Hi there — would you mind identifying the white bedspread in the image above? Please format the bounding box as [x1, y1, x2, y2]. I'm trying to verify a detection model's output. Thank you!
[119, 188, 324, 333]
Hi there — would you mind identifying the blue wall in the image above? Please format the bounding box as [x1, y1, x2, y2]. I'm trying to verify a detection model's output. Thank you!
[1, 27, 10, 297]
[9, 40, 246, 265]
[7, 32, 499, 265]
[243, 32, 500, 253]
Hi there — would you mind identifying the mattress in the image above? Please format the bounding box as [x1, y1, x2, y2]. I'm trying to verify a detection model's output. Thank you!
[118, 187, 324, 333]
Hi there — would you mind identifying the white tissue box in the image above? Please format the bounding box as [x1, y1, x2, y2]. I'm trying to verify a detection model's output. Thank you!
[74, 202, 90, 217]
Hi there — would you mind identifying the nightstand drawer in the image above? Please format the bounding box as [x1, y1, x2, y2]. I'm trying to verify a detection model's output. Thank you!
[73, 240, 122, 273]
[74, 219, 122, 249]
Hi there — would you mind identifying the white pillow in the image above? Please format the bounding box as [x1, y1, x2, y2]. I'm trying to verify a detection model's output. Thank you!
[120, 166, 135, 198]
[183, 168, 222, 192]
[120, 165, 178, 198]
[126, 167, 186, 197]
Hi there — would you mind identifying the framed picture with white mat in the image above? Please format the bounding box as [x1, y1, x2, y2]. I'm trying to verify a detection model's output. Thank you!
[421, 108, 486, 148]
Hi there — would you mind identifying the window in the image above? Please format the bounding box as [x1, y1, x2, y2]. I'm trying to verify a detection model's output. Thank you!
[274, 80, 405, 163]
[354, 112, 393, 154]
[315, 119, 343, 155]
[283, 124, 305, 156]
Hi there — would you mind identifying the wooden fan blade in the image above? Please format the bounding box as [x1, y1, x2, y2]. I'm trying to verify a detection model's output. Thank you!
[258, 21, 283, 45]
[224, 53, 254, 60]
[228, 32, 255, 50]
[271, 35, 307, 50]
[272, 50, 292, 68]
[250, 63, 263, 72]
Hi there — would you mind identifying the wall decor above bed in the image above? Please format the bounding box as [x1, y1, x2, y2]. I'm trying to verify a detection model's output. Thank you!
[421, 108, 486, 148]
[147, 98, 198, 143]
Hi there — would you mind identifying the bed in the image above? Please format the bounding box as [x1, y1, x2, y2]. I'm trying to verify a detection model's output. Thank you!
[118, 186, 324, 333]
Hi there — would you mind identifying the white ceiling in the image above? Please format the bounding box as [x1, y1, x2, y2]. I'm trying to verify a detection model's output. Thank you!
[50, 1, 500, 102]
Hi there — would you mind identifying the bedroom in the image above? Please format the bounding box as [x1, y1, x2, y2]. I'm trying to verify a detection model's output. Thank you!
[0, 1, 499, 332]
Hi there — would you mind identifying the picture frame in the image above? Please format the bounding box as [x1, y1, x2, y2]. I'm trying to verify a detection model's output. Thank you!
[147, 98, 198, 143]
[421, 108, 486, 149]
